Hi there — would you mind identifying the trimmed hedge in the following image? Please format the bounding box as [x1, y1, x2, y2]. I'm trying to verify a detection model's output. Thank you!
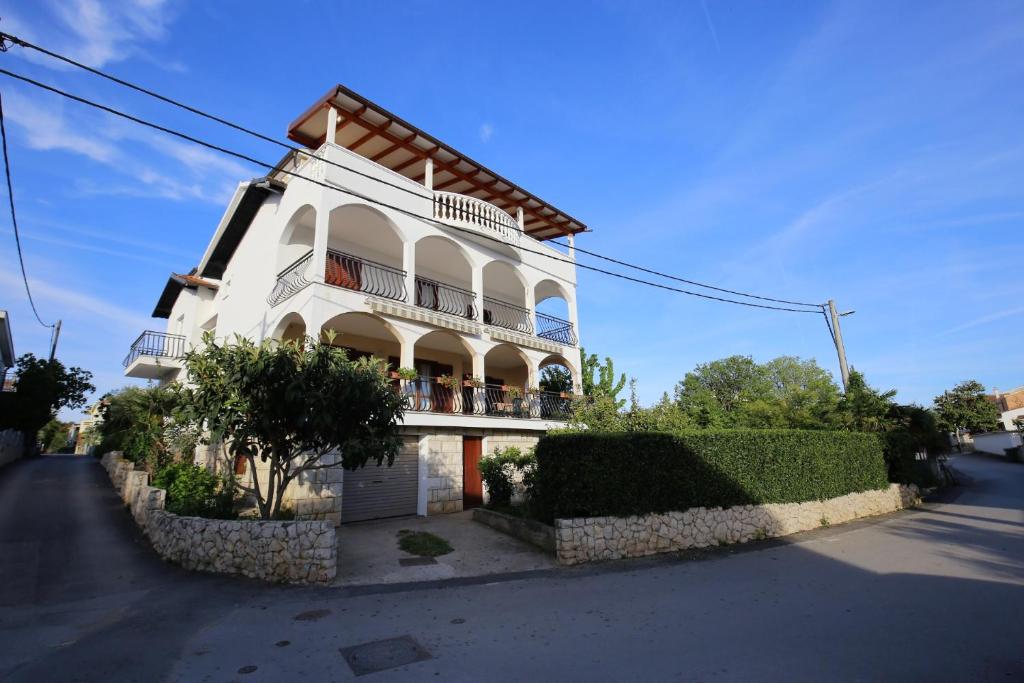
[533, 430, 889, 520]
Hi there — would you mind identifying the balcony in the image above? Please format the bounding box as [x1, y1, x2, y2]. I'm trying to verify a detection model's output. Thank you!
[432, 191, 521, 248]
[415, 276, 476, 320]
[396, 376, 572, 421]
[483, 297, 533, 335]
[123, 331, 186, 379]
[536, 312, 577, 346]
[268, 250, 407, 307]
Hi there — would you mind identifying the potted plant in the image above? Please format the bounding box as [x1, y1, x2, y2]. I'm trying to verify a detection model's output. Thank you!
[463, 376, 484, 388]
[437, 375, 461, 392]
[526, 386, 541, 395]
[505, 386, 524, 400]
[396, 367, 418, 381]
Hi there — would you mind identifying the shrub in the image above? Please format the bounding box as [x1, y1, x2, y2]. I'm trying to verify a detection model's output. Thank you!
[532, 430, 889, 521]
[153, 462, 234, 518]
[478, 446, 536, 507]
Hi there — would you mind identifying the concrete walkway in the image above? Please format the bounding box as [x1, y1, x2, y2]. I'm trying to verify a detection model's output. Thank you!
[334, 510, 556, 586]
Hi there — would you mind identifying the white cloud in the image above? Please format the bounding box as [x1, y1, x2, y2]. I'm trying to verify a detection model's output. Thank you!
[479, 123, 494, 143]
[3, 91, 118, 163]
[938, 306, 1024, 337]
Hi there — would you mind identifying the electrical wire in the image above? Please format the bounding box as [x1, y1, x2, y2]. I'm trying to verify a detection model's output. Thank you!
[0, 67, 824, 314]
[0, 88, 53, 329]
[0, 30, 825, 310]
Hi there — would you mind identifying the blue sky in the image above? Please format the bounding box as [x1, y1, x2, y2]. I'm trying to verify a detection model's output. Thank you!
[2, 0, 1022, 420]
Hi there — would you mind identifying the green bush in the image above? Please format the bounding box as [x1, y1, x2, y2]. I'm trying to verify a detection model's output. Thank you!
[478, 447, 536, 507]
[532, 430, 889, 521]
[153, 462, 234, 518]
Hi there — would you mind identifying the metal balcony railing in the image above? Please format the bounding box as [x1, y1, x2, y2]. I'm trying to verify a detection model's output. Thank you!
[123, 331, 186, 368]
[325, 249, 407, 302]
[483, 297, 533, 335]
[267, 250, 314, 306]
[393, 377, 573, 420]
[536, 312, 577, 346]
[415, 276, 477, 320]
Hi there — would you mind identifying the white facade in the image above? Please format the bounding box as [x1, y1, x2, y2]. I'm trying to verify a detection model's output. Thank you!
[123, 88, 585, 523]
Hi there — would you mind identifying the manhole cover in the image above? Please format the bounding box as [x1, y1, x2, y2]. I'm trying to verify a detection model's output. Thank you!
[293, 609, 331, 622]
[398, 556, 437, 567]
[340, 635, 432, 676]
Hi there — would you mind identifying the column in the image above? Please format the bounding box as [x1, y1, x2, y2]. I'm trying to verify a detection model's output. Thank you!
[516, 206, 524, 231]
[472, 351, 485, 381]
[567, 232, 575, 260]
[567, 292, 580, 348]
[312, 193, 329, 285]
[400, 335, 415, 371]
[472, 265, 484, 323]
[424, 157, 434, 191]
[525, 284, 537, 336]
[325, 105, 338, 146]
[403, 240, 416, 305]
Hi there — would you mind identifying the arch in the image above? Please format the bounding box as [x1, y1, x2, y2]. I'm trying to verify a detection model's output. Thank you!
[327, 203, 405, 269]
[534, 278, 571, 305]
[482, 260, 530, 333]
[414, 235, 475, 318]
[411, 329, 476, 414]
[272, 312, 307, 344]
[539, 352, 579, 390]
[277, 204, 316, 270]
[484, 343, 531, 388]
[320, 311, 403, 363]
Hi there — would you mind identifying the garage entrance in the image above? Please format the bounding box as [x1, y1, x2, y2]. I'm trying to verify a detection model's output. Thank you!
[342, 450, 419, 523]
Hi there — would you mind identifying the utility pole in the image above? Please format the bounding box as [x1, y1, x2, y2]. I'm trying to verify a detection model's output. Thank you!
[48, 319, 61, 362]
[827, 300, 850, 391]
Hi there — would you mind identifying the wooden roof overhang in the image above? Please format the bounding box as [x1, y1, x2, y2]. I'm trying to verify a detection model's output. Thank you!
[287, 85, 587, 241]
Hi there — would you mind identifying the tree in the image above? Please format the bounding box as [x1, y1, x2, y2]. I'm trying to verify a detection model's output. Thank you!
[0, 354, 94, 457]
[181, 333, 406, 520]
[580, 347, 626, 409]
[539, 364, 572, 393]
[835, 369, 896, 431]
[933, 380, 1001, 439]
[38, 418, 71, 452]
[98, 386, 197, 474]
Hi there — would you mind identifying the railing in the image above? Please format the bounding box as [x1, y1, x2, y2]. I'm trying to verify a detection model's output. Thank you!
[394, 376, 573, 420]
[325, 249, 407, 302]
[267, 250, 314, 306]
[536, 312, 577, 346]
[415, 276, 477, 320]
[123, 331, 186, 368]
[483, 297, 533, 334]
[433, 191, 522, 246]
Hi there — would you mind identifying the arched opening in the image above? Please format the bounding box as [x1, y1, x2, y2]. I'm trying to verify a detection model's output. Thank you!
[539, 353, 577, 419]
[482, 261, 530, 334]
[320, 311, 402, 364]
[272, 312, 307, 345]
[325, 204, 406, 302]
[414, 236, 475, 319]
[410, 329, 475, 414]
[483, 344, 532, 418]
[534, 279, 576, 345]
[277, 205, 316, 271]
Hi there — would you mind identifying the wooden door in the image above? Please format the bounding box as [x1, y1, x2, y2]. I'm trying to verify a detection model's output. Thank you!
[463, 436, 484, 509]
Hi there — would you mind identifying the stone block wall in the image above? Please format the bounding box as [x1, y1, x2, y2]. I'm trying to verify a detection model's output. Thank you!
[556, 484, 920, 565]
[424, 433, 464, 514]
[0, 429, 24, 468]
[99, 452, 336, 584]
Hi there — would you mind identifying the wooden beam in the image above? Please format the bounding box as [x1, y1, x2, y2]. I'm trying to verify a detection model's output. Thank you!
[369, 133, 418, 162]
[349, 119, 391, 152]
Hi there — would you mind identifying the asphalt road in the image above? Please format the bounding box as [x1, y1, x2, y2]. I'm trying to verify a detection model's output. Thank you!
[1, 453, 1021, 682]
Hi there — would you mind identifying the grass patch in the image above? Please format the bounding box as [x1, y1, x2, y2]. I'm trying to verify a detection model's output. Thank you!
[397, 530, 453, 557]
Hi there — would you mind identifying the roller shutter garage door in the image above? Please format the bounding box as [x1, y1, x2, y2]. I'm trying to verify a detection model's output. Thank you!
[342, 451, 418, 523]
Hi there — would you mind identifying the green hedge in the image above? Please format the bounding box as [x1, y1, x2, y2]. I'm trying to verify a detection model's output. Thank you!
[533, 430, 889, 520]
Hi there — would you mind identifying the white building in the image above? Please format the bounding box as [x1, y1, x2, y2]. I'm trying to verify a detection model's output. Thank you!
[123, 85, 585, 524]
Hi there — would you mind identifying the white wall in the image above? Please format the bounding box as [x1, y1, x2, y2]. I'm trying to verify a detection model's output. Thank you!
[998, 407, 1024, 431]
[972, 431, 1023, 455]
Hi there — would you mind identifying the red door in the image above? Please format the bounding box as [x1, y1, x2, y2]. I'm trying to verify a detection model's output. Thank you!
[463, 436, 483, 509]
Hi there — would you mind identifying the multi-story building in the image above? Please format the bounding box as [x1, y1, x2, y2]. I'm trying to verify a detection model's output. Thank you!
[123, 85, 585, 524]
[987, 386, 1024, 431]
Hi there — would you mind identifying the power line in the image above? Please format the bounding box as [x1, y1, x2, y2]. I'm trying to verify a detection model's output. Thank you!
[0, 67, 823, 315]
[0, 88, 53, 329]
[0, 30, 825, 310]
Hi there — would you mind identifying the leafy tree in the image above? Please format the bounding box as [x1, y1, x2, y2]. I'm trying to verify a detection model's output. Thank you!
[580, 347, 626, 409]
[98, 386, 197, 474]
[763, 356, 842, 428]
[933, 380, 1001, 438]
[676, 355, 772, 416]
[835, 369, 896, 431]
[0, 354, 94, 457]
[38, 418, 71, 452]
[180, 333, 405, 520]
[539, 364, 572, 393]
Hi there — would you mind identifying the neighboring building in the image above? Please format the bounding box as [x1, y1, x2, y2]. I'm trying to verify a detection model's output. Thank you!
[123, 85, 584, 525]
[73, 399, 106, 455]
[987, 386, 1024, 431]
[0, 310, 14, 391]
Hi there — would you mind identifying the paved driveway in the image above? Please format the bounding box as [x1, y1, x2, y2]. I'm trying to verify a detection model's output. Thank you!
[2, 452, 1022, 681]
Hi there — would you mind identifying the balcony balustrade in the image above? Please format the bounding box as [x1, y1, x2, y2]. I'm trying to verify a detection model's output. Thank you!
[415, 276, 476, 320]
[483, 297, 533, 335]
[394, 376, 572, 420]
[536, 312, 577, 346]
[325, 249, 407, 302]
[267, 250, 314, 306]
[432, 191, 521, 246]
[123, 330, 186, 367]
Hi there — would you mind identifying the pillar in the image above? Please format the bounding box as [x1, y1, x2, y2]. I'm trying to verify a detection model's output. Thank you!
[325, 105, 338, 146]
[472, 351, 485, 381]
[403, 240, 416, 304]
[312, 195, 329, 285]
[472, 265, 484, 323]
[400, 332, 415, 371]
[516, 206, 524, 231]
[567, 232, 575, 260]
[525, 284, 537, 336]
[568, 292, 580, 347]
[424, 157, 434, 191]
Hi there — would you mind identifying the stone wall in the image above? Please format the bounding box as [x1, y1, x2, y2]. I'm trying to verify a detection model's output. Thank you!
[556, 484, 920, 565]
[99, 452, 336, 584]
[0, 429, 24, 468]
